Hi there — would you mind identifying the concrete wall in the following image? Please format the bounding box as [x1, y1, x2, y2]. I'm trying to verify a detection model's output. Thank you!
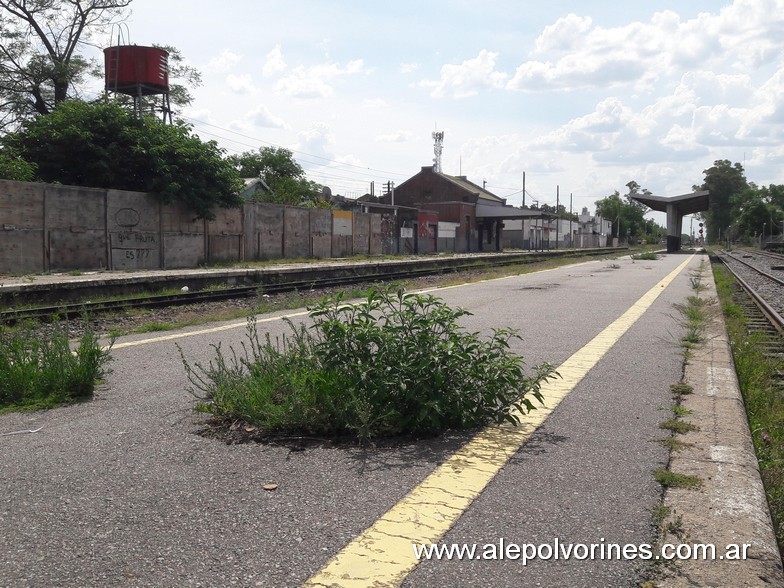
[0, 181, 45, 273]
[0, 180, 395, 274]
[332, 210, 353, 257]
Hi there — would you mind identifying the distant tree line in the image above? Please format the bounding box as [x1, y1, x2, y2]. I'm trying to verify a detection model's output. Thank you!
[696, 159, 784, 244]
[593, 181, 666, 243]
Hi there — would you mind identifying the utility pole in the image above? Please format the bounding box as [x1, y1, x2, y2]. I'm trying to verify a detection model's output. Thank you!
[522, 172, 526, 208]
[556, 185, 560, 249]
[569, 192, 573, 248]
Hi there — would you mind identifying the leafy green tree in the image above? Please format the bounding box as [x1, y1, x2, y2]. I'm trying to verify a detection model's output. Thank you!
[595, 181, 652, 242]
[0, 1, 201, 130]
[0, 144, 34, 180]
[228, 146, 325, 206]
[730, 183, 784, 242]
[695, 159, 748, 242]
[2, 100, 243, 218]
[0, 0, 131, 129]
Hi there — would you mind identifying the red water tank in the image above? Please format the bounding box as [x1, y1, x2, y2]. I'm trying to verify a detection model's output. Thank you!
[104, 45, 169, 95]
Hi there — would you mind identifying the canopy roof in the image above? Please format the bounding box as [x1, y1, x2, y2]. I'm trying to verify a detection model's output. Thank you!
[475, 203, 558, 220]
[631, 190, 710, 216]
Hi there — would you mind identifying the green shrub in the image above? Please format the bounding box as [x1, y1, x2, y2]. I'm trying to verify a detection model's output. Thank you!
[182, 287, 557, 441]
[0, 323, 112, 411]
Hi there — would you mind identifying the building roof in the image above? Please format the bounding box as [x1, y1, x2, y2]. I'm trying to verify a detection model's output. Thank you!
[441, 173, 506, 204]
[239, 177, 273, 200]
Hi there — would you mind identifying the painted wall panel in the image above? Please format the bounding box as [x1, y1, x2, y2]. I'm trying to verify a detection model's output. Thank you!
[310, 209, 332, 258]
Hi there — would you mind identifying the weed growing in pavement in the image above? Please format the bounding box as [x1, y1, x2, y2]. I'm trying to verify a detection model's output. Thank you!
[180, 286, 557, 443]
[654, 468, 703, 489]
[657, 436, 693, 452]
[0, 321, 113, 412]
[713, 261, 784, 555]
[659, 418, 699, 434]
[671, 405, 693, 417]
[631, 252, 659, 261]
[670, 383, 693, 395]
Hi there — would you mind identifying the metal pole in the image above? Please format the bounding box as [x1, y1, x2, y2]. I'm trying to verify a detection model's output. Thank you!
[556, 185, 560, 249]
[522, 172, 526, 208]
[569, 193, 573, 248]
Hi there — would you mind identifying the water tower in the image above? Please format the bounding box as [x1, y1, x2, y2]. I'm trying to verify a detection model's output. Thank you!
[104, 45, 171, 123]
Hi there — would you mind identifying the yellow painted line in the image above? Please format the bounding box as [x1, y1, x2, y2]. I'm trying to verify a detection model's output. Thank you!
[303, 254, 695, 588]
[111, 310, 309, 350]
[109, 259, 598, 350]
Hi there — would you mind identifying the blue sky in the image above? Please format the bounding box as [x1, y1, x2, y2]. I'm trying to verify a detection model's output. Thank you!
[101, 0, 784, 223]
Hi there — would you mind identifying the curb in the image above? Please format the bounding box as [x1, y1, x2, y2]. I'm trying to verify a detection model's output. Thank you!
[658, 262, 784, 586]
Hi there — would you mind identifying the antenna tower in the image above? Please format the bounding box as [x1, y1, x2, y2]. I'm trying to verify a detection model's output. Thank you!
[432, 130, 444, 173]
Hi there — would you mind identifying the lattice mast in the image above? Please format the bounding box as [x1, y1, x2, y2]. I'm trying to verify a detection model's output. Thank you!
[432, 130, 444, 173]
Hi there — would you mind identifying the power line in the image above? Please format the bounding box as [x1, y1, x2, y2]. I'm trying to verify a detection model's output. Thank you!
[183, 115, 411, 180]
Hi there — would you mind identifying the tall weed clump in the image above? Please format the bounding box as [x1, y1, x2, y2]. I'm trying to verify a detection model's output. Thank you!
[0, 323, 112, 411]
[182, 287, 556, 441]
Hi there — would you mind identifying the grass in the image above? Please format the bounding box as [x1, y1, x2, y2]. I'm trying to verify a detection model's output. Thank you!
[0, 321, 113, 413]
[671, 405, 693, 417]
[659, 418, 700, 434]
[631, 251, 659, 260]
[670, 383, 693, 395]
[712, 259, 784, 555]
[657, 437, 693, 451]
[654, 468, 703, 489]
[180, 286, 558, 443]
[643, 258, 709, 585]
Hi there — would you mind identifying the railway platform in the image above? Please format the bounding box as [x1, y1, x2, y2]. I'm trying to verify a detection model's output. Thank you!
[0, 248, 617, 306]
[1, 250, 782, 587]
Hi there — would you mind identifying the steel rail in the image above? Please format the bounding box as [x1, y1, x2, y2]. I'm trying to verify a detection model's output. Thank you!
[0, 249, 623, 326]
[717, 251, 784, 334]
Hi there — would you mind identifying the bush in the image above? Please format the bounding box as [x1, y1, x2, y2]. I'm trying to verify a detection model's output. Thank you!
[182, 287, 556, 441]
[0, 323, 112, 411]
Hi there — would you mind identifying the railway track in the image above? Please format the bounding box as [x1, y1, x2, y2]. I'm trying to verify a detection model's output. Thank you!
[718, 249, 784, 332]
[715, 250, 784, 391]
[0, 249, 622, 326]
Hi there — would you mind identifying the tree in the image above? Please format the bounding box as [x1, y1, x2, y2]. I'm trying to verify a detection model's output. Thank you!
[729, 183, 784, 242]
[0, 144, 34, 180]
[228, 146, 325, 206]
[2, 100, 243, 218]
[696, 159, 748, 242]
[594, 181, 654, 242]
[0, 0, 131, 129]
[0, 1, 201, 130]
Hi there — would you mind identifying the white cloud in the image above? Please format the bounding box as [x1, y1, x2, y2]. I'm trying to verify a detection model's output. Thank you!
[533, 13, 593, 54]
[530, 97, 630, 153]
[274, 59, 365, 99]
[400, 62, 419, 74]
[226, 73, 255, 94]
[263, 44, 287, 77]
[420, 50, 508, 99]
[205, 49, 242, 72]
[296, 123, 336, 163]
[507, 2, 784, 93]
[375, 130, 413, 143]
[248, 104, 286, 129]
[362, 98, 388, 109]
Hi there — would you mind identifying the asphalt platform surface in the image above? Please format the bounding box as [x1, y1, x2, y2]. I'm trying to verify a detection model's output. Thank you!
[1, 251, 781, 587]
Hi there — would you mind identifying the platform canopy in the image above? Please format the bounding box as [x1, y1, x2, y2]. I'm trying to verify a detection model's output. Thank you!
[475, 203, 557, 220]
[630, 190, 710, 252]
[631, 190, 710, 216]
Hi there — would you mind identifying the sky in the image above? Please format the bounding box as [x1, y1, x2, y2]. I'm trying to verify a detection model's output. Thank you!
[92, 0, 784, 225]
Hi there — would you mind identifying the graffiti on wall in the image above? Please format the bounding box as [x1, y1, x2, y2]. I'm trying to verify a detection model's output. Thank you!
[110, 207, 160, 269]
